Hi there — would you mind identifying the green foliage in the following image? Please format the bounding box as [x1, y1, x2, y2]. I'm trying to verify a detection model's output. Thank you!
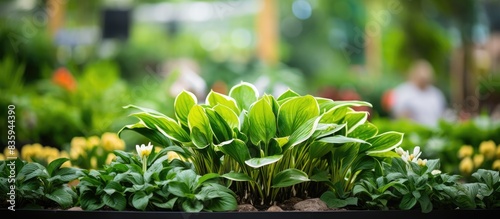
[0, 158, 78, 209]
[119, 82, 404, 206]
[352, 154, 500, 213]
[76, 147, 237, 212]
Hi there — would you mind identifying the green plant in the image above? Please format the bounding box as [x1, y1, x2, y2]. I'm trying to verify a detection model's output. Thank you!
[352, 146, 499, 213]
[470, 169, 500, 209]
[76, 145, 237, 212]
[0, 157, 78, 209]
[119, 82, 404, 206]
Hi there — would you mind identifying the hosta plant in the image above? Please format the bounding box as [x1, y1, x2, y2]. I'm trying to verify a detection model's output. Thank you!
[352, 146, 500, 212]
[119, 82, 404, 206]
[76, 144, 237, 212]
[0, 157, 79, 209]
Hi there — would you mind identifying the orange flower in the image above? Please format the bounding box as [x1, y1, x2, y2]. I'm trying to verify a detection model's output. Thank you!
[52, 67, 77, 92]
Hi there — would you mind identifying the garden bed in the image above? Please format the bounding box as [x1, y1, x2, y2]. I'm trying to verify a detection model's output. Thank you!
[3, 208, 499, 219]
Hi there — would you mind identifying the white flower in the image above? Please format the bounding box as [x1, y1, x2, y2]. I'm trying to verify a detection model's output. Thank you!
[136, 142, 153, 159]
[431, 170, 442, 175]
[395, 147, 406, 156]
[397, 146, 426, 166]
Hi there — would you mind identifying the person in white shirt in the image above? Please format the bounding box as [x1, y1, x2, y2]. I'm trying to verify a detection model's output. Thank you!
[391, 59, 446, 127]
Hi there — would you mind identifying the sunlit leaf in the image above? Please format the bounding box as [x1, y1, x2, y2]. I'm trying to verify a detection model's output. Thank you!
[229, 81, 259, 111]
[174, 90, 197, 127]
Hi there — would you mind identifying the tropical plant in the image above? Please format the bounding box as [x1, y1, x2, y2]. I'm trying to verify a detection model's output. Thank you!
[119, 81, 404, 206]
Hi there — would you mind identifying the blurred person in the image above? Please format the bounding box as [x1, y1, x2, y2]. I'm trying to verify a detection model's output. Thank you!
[162, 58, 207, 100]
[391, 59, 446, 127]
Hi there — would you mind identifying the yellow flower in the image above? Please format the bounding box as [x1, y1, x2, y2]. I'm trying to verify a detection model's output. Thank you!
[473, 154, 484, 167]
[0, 153, 4, 160]
[106, 153, 116, 164]
[70, 146, 84, 159]
[492, 160, 500, 171]
[86, 136, 101, 150]
[417, 158, 427, 166]
[459, 157, 474, 175]
[167, 151, 181, 161]
[458, 145, 474, 158]
[479, 140, 496, 159]
[71, 137, 87, 150]
[4, 147, 19, 158]
[90, 157, 98, 169]
[101, 132, 125, 151]
[136, 142, 153, 159]
[496, 145, 500, 159]
[21, 143, 42, 161]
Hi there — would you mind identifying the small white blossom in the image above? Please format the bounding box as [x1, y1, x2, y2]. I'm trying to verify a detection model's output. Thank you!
[431, 170, 442, 175]
[396, 146, 426, 166]
[136, 142, 153, 159]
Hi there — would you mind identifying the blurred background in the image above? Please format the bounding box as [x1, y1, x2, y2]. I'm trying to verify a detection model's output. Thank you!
[1, 0, 500, 175]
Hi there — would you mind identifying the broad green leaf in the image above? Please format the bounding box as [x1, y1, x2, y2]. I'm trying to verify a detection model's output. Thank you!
[103, 181, 124, 195]
[267, 137, 284, 155]
[46, 157, 70, 176]
[188, 105, 213, 149]
[277, 95, 319, 136]
[229, 81, 259, 111]
[18, 162, 48, 181]
[216, 139, 251, 166]
[103, 192, 127, 211]
[222, 172, 253, 182]
[214, 104, 240, 130]
[118, 122, 173, 147]
[418, 193, 432, 213]
[153, 197, 177, 209]
[131, 112, 191, 143]
[313, 123, 346, 139]
[248, 97, 276, 145]
[168, 181, 191, 198]
[318, 135, 368, 145]
[347, 122, 378, 140]
[245, 154, 283, 168]
[284, 116, 322, 151]
[272, 168, 310, 188]
[399, 194, 417, 210]
[199, 184, 238, 212]
[277, 89, 300, 101]
[343, 111, 368, 134]
[206, 108, 233, 143]
[182, 199, 203, 212]
[132, 191, 153, 210]
[206, 90, 240, 114]
[320, 191, 358, 208]
[123, 104, 165, 117]
[309, 141, 331, 158]
[197, 173, 221, 187]
[45, 187, 74, 209]
[80, 191, 105, 210]
[174, 90, 197, 127]
[365, 131, 404, 154]
[262, 94, 280, 116]
[320, 100, 372, 112]
[320, 107, 350, 124]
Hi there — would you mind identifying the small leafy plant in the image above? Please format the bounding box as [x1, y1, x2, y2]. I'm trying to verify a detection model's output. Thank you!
[76, 144, 237, 212]
[0, 157, 79, 209]
[352, 146, 500, 212]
